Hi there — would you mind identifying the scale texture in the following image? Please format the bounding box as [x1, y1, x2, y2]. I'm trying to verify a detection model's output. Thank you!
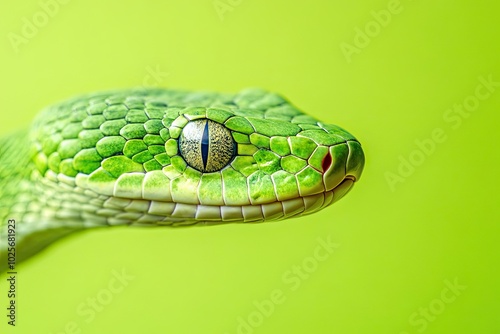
[0, 88, 364, 271]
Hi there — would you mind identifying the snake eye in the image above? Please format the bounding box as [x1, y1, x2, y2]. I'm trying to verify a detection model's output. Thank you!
[179, 119, 235, 172]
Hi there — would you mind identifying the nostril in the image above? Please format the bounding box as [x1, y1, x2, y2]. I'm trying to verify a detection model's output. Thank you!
[322, 151, 332, 172]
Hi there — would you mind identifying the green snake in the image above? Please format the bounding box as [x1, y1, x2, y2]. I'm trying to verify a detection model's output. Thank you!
[0, 88, 364, 271]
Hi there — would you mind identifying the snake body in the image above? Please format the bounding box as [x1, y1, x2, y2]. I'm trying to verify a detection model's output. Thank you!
[0, 88, 364, 271]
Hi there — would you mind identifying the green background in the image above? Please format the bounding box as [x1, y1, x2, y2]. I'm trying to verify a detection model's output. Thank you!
[0, 0, 498, 333]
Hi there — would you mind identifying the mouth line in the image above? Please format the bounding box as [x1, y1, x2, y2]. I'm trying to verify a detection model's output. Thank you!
[102, 176, 356, 227]
[344, 175, 356, 182]
[200, 177, 356, 225]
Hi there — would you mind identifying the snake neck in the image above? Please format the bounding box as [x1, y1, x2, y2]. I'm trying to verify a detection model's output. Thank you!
[0, 131, 82, 271]
[0, 130, 32, 222]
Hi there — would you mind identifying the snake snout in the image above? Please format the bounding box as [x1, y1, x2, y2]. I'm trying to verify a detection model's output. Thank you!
[322, 140, 365, 193]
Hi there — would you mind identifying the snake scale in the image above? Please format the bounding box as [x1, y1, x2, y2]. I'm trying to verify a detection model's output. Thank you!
[0, 88, 364, 271]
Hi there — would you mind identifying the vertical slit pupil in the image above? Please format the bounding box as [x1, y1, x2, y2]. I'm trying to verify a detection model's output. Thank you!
[201, 121, 209, 169]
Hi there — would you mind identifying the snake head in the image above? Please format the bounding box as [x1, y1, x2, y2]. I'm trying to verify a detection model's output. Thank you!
[30, 88, 364, 226]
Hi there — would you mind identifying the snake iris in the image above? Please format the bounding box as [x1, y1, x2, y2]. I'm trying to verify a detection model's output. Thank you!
[0, 88, 364, 271]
